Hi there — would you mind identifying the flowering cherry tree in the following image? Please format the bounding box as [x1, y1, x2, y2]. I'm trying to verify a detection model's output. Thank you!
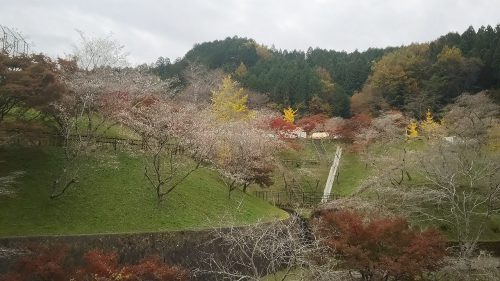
[120, 99, 217, 202]
[209, 115, 282, 197]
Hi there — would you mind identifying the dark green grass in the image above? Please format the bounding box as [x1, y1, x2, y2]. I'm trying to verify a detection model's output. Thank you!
[0, 146, 287, 237]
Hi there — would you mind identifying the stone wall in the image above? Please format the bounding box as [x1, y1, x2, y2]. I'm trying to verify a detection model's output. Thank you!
[0, 225, 274, 280]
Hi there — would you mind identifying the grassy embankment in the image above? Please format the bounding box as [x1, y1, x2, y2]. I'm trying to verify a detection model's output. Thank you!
[268, 139, 368, 196]
[0, 145, 288, 237]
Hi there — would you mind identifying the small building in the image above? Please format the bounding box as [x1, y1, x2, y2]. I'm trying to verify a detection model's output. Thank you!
[310, 132, 330, 139]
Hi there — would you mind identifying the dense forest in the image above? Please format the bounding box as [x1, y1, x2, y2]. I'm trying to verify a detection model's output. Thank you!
[152, 25, 500, 118]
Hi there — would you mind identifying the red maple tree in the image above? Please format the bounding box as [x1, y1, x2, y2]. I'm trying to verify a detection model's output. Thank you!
[335, 113, 372, 141]
[312, 210, 447, 281]
[296, 114, 328, 135]
[269, 116, 296, 132]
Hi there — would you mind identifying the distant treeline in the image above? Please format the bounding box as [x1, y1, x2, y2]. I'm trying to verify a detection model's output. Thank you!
[151, 25, 500, 118]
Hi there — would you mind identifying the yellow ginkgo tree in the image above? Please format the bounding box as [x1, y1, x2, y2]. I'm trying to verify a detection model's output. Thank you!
[420, 109, 440, 139]
[406, 120, 418, 139]
[283, 107, 297, 124]
[211, 75, 252, 122]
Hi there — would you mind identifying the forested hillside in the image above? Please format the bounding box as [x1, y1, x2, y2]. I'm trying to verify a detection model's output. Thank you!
[152, 25, 500, 118]
[1, 17, 500, 280]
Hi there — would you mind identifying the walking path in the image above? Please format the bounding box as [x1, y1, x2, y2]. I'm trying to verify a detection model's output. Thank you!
[321, 146, 342, 203]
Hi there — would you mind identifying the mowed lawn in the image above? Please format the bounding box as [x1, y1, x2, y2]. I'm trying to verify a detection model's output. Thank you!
[270, 139, 368, 196]
[0, 145, 288, 237]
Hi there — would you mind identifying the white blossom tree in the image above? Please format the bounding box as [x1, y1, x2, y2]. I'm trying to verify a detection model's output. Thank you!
[71, 30, 129, 71]
[48, 65, 176, 198]
[119, 99, 218, 202]
[208, 116, 282, 198]
[180, 62, 224, 104]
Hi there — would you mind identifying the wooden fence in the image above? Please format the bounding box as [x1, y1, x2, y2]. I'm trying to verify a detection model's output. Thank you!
[254, 190, 341, 208]
[281, 159, 321, 165]
[0, 129, 143, 150]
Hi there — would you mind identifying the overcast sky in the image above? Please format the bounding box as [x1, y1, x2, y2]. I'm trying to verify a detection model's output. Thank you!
[1, 0, 499, 64]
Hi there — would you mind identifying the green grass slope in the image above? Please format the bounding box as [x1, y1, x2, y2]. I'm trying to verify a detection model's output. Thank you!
[270, 140, 368, 196]
[0, 146, 288, 237]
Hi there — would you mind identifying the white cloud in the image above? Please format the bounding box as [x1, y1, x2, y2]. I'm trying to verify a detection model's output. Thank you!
[1, 0, 499, 64]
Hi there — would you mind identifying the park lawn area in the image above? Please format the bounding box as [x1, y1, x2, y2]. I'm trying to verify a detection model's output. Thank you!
[0, 145, 288, 237]
[267, 139, 369, 196]
[333, 151, 368, 196]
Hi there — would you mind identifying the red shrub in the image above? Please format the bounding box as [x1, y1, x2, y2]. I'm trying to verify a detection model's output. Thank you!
[268, 116, 303, 143]
[335, 113, 372, 141]
[80, 249, 120, 278]
[1, 247, 189, 281]
[123, 256, 190, 281]
[312, 210, 447, 281]
[80, 251, 189, 281]
[296, 114, 328, 134]
[268, 117, 296, 132]
[0, 245, 73, 281]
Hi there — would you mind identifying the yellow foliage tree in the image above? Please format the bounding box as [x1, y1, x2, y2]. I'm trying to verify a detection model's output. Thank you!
[211, 75, 251, 122]
[316, 67, 335, 94]
[406, 120, 418, 139]
[437, 45, 463, 63]
[420, 109, 440, 139]
[234, 62, 248, 78]
[255, 44, 272, 60]
[283, 107, 297, 124]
